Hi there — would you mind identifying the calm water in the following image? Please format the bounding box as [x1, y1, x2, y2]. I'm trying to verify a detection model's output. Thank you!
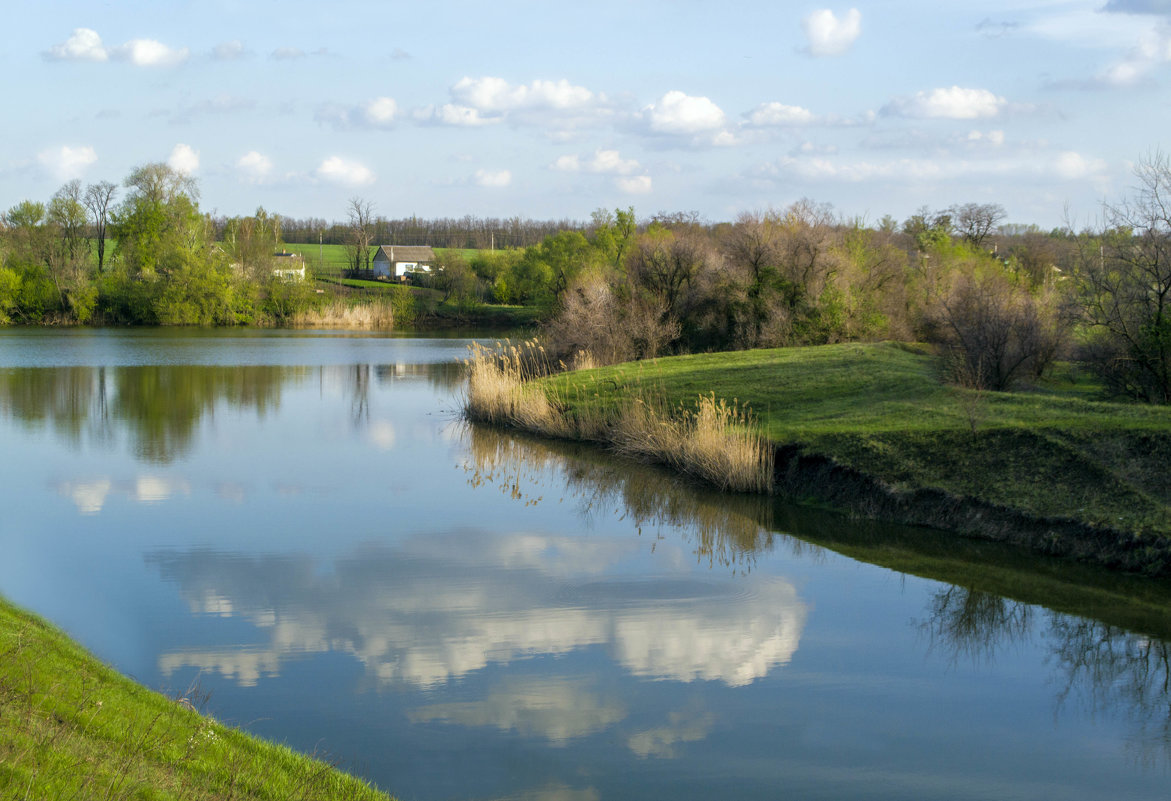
[2, 328, 1170, 801]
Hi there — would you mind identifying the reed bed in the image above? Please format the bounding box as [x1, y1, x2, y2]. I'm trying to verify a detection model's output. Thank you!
[289, 298, 396, 329]
[463, 343, 774, 494]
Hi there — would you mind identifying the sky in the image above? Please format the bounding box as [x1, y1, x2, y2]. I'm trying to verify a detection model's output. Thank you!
[3, 0, 1171, 229]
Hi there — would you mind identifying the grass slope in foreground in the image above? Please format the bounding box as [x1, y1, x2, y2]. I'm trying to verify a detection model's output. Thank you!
[0, 597, 393, 801]
[536, 342, 1171, 572]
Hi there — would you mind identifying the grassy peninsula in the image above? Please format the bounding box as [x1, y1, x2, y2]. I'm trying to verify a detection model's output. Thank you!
[0, 597, 393, 801]
[466, 341, 1171, 575]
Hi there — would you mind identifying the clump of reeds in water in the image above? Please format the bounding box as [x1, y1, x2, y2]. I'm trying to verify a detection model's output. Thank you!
[612, 392, 773, 494]
[464, 340, 774, 495]
[463, 340, 569, 437]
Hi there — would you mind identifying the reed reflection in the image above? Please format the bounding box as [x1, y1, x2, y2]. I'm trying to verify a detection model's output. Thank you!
[461, 423, 780, 571]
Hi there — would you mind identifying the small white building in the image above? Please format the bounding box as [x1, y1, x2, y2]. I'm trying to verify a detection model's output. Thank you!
[271, 251, 306, 282]
[372, 245, 436, 280]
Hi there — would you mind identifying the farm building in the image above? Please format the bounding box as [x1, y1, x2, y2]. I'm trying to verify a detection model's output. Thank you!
[372, 245, 436, 280]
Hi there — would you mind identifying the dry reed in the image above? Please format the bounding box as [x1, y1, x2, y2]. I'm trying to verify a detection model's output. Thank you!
[463, 344, 774, 494]
[289, 299, 396, 329]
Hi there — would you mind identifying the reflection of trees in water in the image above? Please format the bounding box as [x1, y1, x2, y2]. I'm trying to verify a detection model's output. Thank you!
[919, 586, 1034, 664]
[2, 361, 465, 464]
[0, 365, 299, 463]
[921, 583, 1171, 766]
[462, 422, 779, 571]
[1048, 616, 1171, 768]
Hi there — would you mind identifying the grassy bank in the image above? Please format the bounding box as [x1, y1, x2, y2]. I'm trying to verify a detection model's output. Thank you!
[0, 597, 393, 801]
[466, 341, 1171, 574]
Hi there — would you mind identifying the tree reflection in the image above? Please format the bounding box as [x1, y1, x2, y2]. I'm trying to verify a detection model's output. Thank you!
[1048, 615, 1171, 768]
[920, 582, 1171, 765]
[919, 585, 1034, 664]
[461, 422, 780, 571]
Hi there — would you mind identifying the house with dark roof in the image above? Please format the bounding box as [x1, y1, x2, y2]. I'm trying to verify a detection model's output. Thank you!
[372, 245, 436, 281]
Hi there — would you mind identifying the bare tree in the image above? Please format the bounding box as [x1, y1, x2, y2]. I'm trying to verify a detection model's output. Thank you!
[950, 202, 1006, 249]
[84, 181, 117, 272]
[1076, 152, 1171, 403]
[346, 197, 375, 275]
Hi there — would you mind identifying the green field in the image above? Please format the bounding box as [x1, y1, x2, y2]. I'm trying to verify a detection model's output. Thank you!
[0, 596, 393, 801]
[539, 343, 1171, 555]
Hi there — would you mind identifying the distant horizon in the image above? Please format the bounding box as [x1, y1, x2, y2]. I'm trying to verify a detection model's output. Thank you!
[6, 1, 1171, 230]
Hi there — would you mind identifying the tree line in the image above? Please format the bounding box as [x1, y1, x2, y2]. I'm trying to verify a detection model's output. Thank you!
[4, 154, 1171, 403]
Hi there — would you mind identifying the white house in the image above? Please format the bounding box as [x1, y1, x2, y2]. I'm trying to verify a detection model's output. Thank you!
[271, 251, 306, 282]
[371, 245, 435, 280]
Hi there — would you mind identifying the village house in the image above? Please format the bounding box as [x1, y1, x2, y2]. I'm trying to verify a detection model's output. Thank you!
[371, 245, 436, 281]
[271, 251, 306, 282]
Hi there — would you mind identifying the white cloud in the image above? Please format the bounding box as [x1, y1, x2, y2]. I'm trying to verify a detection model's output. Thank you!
[212, 40, 248, 61]
[1053, 150, 1107, 179]
[967, 129, 1006, 146]
[452, 76, 596, 112]
[616, 175, 653, 194]
[415, 103, 501, 127]
[236, 151, 273, 182]
[474, 169, 512, 188]
[882, 86, 1007, 119]
[553, 149, 640, 175]
[1098, 27, 1171, 85]
[112, 39, 190, 67]
[644, 91, 726, 135]
[168, 144, 199, 175]
[45, 28, 108, 62]
[37, 145, 97, 180]
[316, 156, 374, 186]
[45, 29, 188, 67]
[802, 8, 862, 56]
[363, 96, 398, 126]
[746, 102, 816, 126]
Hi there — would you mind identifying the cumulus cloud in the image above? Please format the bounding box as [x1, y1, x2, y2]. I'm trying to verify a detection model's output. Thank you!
[452, 76, 596, 112]
[168, 144, 199, 175]
[45, 28, 189, 66]
[474, 169, 512, 188]
[802, 8, 862, 56]
[316, 156, 374, 186]
[113, 39, 190, 67]
[746, 102, 816, 126]
[37, 145, 97, 180]
[644, 90, 726, 135]
[236, 151, 273, 182]
[882, 86, 1007, 119]
[271, 46, 328, 60]
[45, 28, 107, 61]
[212, 40, 249, 61]
[616, 175, 653, 194]
[552, 149, 641, 175]
[1052, 150, 1107, 179]
[1097, 28, 1171, 85]
[363, 96, 398, 126]
[414, 103, 501, 127]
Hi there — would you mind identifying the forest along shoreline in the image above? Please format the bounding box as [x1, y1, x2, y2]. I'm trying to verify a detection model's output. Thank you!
[463, 341, 1171, 577]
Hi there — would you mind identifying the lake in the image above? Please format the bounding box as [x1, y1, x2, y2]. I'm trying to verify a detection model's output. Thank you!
[1, 328, 1169, 801]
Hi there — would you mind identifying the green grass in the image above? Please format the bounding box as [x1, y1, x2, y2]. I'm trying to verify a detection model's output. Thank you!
[0, 596, 394, 801]
[539, 342, 1171, 541]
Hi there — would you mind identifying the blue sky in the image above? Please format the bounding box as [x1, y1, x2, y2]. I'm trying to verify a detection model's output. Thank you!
[4, 0, 1170, 228]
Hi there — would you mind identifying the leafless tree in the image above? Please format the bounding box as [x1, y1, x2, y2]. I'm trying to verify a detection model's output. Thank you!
[950, 202, 1006, 249]
[84, 180, 117, 272]
[345, 197, 375, 274]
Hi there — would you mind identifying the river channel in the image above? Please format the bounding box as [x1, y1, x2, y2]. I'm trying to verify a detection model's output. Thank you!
[1, 328, 1169, 801]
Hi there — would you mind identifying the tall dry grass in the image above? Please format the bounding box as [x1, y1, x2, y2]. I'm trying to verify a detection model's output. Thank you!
[290, 299, 396, 329]
[463, 343, 773, 494]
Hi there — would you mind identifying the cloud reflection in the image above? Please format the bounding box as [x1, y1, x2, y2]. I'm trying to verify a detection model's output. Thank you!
[150, 531, 808, 690]
[409, 678, 626, 744]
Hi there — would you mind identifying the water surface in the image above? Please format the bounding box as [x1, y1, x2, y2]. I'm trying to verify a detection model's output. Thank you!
[1, 328, 1169, 801]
